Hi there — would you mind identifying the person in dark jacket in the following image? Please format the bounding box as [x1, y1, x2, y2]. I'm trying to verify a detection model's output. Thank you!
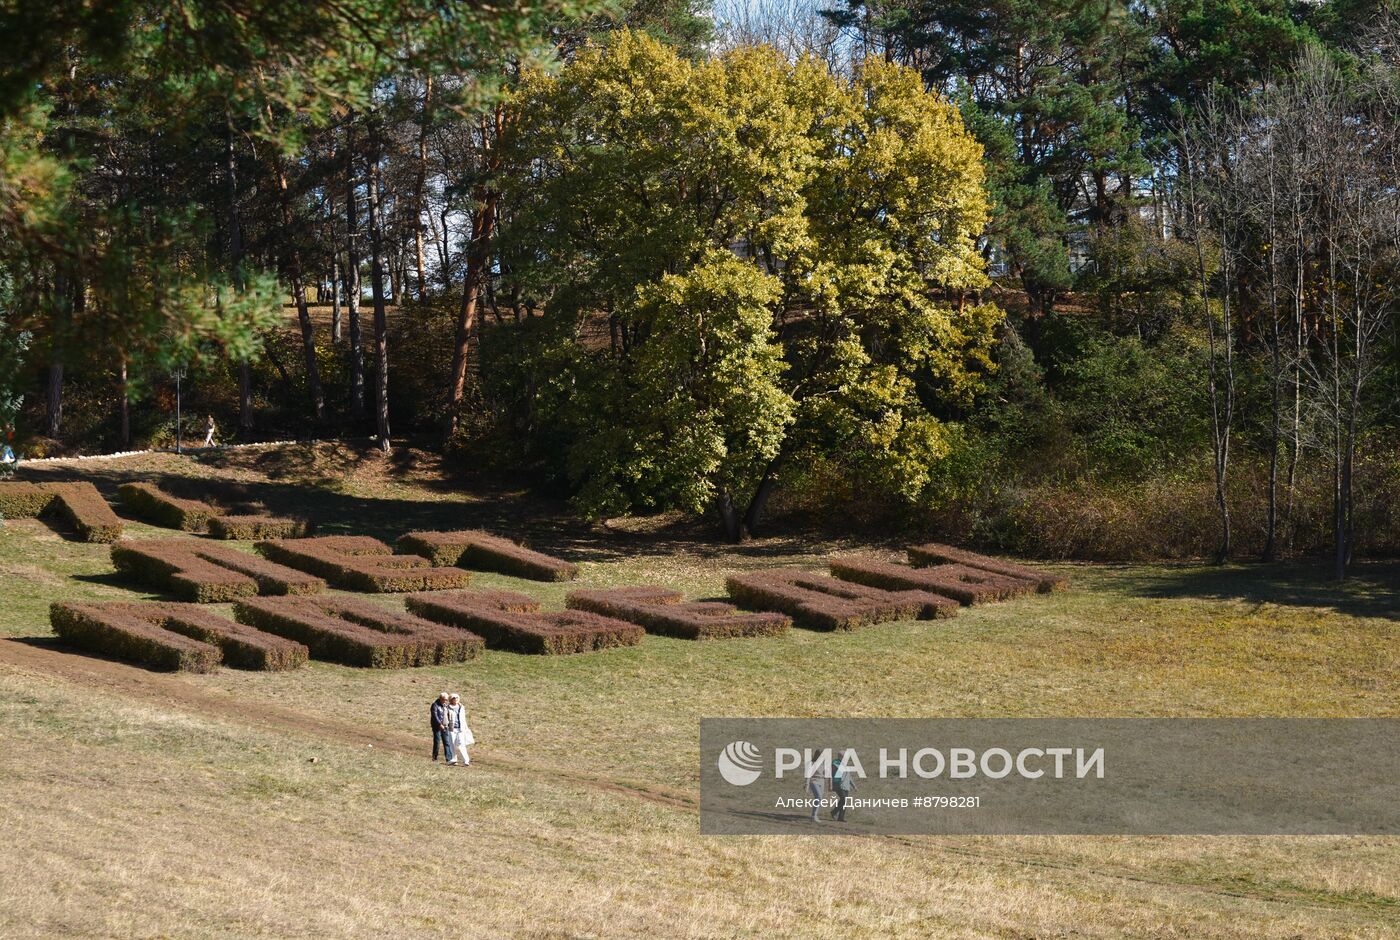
[430, 692, 452, 762]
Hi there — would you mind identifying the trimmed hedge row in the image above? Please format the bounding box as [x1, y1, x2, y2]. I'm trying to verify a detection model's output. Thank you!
[233, 595, 484, 668]
[50, 601, 307, 672]
[0, 481, 123, 542]
[907, 542, 1067, 593]
[405, 590, 642, 655]
[724, 570, 957, 631]
[829, 556, 1035, 606]
[257, 535, 471, 592]
[209, 515, 313, 540]
[111, 538, 325, 602]
[397, 530, 578, 582]
[565, 586, 790, 640]
[118, 482, 218, 531]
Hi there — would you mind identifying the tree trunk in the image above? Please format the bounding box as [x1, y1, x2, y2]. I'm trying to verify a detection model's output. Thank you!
[118, 356, 130, 448]
[275, 156, 325, 423]
[45, 352, 63, 440]
[413, 77, 432, 299]
[445, 108, 504, 440]
[345, 130, 365, 417]
[741, 455, 783, 536]
[226, 114, 254, 439]
[331, 255, 342, 342]
[717, 490, 743, 543]
[366, 143, 392, 454]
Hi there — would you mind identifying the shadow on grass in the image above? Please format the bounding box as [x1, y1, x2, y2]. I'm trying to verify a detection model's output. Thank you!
[1112, 559, 1400, 621]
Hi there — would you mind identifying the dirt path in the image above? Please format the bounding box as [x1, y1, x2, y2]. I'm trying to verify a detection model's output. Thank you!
[0, 637, 697, 811]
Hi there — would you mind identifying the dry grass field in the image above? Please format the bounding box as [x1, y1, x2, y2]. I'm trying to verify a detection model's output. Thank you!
[0, 444, 1396, 938]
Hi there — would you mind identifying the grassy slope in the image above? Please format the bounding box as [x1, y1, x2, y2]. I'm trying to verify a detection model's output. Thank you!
[1, 445, 1397, 938]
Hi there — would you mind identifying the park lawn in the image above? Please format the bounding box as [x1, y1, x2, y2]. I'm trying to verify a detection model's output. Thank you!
[1, 446, 1397, 938]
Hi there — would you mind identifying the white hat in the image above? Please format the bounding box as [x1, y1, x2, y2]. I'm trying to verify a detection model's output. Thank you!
[449, 692, 460, 700]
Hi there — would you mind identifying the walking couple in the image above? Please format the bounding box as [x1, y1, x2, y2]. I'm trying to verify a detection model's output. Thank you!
[805, 751, 857, 823]
[430, 692, 473, 766]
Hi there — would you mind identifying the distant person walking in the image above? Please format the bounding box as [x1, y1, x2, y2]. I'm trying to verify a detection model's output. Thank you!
[447, 692, 473, 766]
[430, 692, 452, 763]
[201, 415, 216, 448]
[830, 753, 856, 822]
[805, 754, 832, 823]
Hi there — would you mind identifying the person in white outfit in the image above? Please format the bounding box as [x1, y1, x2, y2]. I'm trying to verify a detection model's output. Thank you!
[202, 415, 216, 448]
[805, 753, 832, 823]
[447, 693, 473, 766]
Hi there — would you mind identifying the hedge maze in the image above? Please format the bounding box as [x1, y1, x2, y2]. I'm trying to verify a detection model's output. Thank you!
[15, 466, 1067, 671]
[50, 601, 308, 672]
[234, 595, 485, 668]
[908, 542, 1068, 593]
[406, 590, 643, 655]
[0, 481, 123, 542]
[566, 586, 791, 640]
[208, 515, 313, 541]
[257, 535, 472, 592]
[724, 570, 958, 630]
[829, 556, 1038, 606]
[111, 538, 325, 602]
[118, 481, 312, 540]
[397, 530, 578, 581]
[118, 482, 218, 531]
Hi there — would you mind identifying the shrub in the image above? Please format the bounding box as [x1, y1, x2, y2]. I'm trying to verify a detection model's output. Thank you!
[405, 590, 643, 655]
[257, 535, 472, 592]
[396, 530, 578, 581]
[233, 595, 485, 668]
[906, 542, 1067, 593]
[565, 586, 790, 640]
[724, 570, 956, 631]
[209, 515, 313, 540]
[118, 482, 218, 532]
[829, 555, 1035, 606]
[49, 601, 306, 672]
[0, 481, 123, 542]
[111, 538, 326, 602]
[50, 601, 221, 672]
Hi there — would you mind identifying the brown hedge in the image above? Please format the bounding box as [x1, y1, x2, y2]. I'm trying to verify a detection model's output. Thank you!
[208, 515, 313, 540]
[0, 481, 123, 542]
[724, 570, 957, 631]
[118, 482, 218, 532]
[830, 555, 1035, 606]
[565, 586, 790, 640]
[234, 595, 484, 668]
[405, 590, 642, 655]
[257, 535, 471, 593]
[397, 530, 578, 582]
[50, 601, 308, 672]
[111, 538, 326, 602]
[907, 542, 1067, 593]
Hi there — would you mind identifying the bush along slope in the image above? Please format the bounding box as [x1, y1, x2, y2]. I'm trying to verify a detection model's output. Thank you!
[111, 539, 325, 602]
[565, 586, 790, 640]
[233, 595, 485, 668]
[118, 482, 219, 532]
[829, 556, 1037, 606]
[405, 590, 643, 655]
[724, 570, 957, 631]
[208, 515, 314, 540]
[907, 542, 1067, 593]
[50, 601, 308, 672]
[397, 531, 578, 582]
[0, 481, 123, 542]
[257, 535, 471, 592]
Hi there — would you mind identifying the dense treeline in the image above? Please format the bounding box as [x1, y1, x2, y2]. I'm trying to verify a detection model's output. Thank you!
[0, 0, 1397, 573]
